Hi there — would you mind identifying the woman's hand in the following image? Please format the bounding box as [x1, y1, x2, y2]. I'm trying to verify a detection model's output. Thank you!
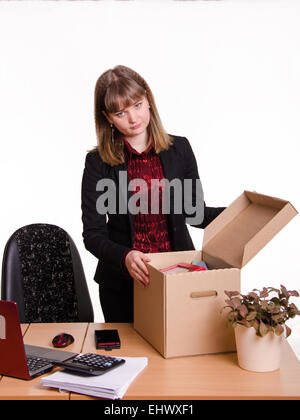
[125, 250, 151, 287]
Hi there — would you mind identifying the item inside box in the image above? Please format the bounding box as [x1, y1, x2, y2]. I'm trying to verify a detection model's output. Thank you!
[158, 255, 234, 274]
[159, 260, 208, 274]
[146, 250, 234, 274]
[160, 265, 192, 274]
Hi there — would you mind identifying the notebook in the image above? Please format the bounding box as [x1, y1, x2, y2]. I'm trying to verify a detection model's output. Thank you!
[0, 300, 78, 380]
[41, 356, 148, 399]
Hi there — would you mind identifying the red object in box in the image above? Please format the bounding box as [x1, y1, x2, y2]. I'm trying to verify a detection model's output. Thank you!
[160, 262, 206, 274]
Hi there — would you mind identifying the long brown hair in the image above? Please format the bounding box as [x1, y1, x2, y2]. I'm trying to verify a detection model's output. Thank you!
[93, 65, 173, 166]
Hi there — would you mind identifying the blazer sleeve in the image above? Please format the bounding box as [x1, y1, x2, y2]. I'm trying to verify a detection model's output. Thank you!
[81, 152, 131, 270]
[198, 204, 226, 229]
[181, 137, 225, 229]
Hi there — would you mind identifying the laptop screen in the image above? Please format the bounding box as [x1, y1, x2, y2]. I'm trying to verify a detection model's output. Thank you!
[0, 300, 30, 379]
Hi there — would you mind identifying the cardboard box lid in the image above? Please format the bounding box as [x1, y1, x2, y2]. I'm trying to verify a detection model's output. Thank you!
[203, 191, 298, 269]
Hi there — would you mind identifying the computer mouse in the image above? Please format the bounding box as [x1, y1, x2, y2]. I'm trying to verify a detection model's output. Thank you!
[52, 333, 74, 348]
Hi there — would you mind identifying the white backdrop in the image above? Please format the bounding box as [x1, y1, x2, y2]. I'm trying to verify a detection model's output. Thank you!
[1, 0, 300, 355]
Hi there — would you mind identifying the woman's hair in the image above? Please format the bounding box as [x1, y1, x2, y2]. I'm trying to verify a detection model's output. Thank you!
[93, 65, 173, 166]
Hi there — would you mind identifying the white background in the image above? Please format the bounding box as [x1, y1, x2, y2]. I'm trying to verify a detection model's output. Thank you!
[1, 0, 300, 356]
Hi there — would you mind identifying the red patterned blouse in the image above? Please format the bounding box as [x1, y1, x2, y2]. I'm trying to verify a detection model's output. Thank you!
[123, 138, 172, 253]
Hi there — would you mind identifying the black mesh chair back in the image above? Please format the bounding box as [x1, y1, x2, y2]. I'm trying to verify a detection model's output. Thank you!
[1, 224, 94, 323]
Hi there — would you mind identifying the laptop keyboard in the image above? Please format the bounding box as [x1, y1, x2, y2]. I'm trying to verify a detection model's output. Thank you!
[26, 356, 53, 373]
[25, 353, 125, 376]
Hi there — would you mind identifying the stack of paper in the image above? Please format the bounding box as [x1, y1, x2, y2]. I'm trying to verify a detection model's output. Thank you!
[41, 357, 148, 399]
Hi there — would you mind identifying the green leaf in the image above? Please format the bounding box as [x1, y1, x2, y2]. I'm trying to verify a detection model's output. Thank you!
[249, 292, 259, 302]
[269, 304, 281, 314]
[274, 324, 284, 336]
[270, 297, 281, 305]
[246, 311, 257, 321]
[259, 321, 268, 337]
[290, 303, 300, 316]
[224, 299, 235, 309]
[227, 311, 238, 322]
[238, 304, 248, 318]
[280, 285, 289, 297]
[285, 325, 292, 338]
[260, 288, 269, 298]
[224, 290, 240, 299]
[273, 314, 286, 325]
[231, 297, 242, 309]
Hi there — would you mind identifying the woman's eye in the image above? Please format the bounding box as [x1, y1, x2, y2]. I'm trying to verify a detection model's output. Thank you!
[135, 102, 142, 108]
[116, 111, 125, 118]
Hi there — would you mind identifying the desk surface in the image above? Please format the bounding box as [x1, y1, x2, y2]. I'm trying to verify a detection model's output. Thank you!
[0, 322, 299, 400]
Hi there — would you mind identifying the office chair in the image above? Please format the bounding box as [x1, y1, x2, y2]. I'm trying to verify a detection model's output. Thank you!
[1, 223, 94, 323]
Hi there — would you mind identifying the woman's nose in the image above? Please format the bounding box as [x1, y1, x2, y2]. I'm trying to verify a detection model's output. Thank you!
[127, 110, 137, 123]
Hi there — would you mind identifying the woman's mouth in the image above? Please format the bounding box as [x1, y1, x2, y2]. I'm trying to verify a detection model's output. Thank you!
[131, 123, 142, 130]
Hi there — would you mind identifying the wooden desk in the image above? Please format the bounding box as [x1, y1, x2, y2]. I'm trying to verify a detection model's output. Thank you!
[0, 323, 299, 400]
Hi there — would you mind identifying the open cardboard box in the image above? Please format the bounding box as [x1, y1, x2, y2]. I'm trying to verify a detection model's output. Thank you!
[134, 191, 298, 358]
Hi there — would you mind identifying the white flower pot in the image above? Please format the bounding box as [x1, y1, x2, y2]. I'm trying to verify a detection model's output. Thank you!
[234, 324, 283, 372]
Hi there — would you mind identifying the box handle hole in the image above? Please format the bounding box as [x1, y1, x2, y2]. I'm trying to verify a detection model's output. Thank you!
[190, 291, 218, 298]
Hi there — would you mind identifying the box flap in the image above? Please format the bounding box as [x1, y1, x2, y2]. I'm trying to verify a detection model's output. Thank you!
[203, 191, 298, 268]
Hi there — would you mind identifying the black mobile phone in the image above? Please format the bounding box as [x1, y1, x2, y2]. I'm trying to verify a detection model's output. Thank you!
[95, 329, 121, 350]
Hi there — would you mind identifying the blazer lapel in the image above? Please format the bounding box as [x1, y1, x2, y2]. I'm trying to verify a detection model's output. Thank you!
[159, 149, 178, 182]
[113, 163, 134, 239]
[158, 148, 180, 229]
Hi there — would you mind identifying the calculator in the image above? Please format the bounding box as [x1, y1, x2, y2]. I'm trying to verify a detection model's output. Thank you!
[53, 353, 125, 375]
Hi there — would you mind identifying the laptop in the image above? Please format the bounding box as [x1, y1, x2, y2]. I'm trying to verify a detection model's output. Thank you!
[0, 300, 78, 380]
[0, 300, 125, 380]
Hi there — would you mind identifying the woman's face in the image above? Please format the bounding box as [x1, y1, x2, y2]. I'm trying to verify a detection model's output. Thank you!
[104, 95, 151, 140]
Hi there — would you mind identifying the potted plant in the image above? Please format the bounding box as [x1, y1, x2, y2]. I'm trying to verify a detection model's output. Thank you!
[223, 285, 300, 372]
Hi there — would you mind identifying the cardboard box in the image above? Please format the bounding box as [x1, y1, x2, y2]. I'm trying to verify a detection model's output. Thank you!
[134, 191, 298, 358]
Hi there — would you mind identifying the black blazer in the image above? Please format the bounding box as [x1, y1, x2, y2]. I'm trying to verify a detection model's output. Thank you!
[81, 135, 225, 292]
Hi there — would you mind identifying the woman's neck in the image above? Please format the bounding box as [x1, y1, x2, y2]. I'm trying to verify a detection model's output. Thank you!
[125, 130, 150, 153]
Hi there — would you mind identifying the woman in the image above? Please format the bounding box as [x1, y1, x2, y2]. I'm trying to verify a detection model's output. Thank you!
[81, 65, 225, 322]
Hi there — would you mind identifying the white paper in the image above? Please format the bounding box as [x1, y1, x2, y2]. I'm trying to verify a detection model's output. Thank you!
[41, 357, 148, 399]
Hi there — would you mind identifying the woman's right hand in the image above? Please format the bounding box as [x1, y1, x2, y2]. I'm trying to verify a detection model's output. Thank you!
[124, 250, 151, 287]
